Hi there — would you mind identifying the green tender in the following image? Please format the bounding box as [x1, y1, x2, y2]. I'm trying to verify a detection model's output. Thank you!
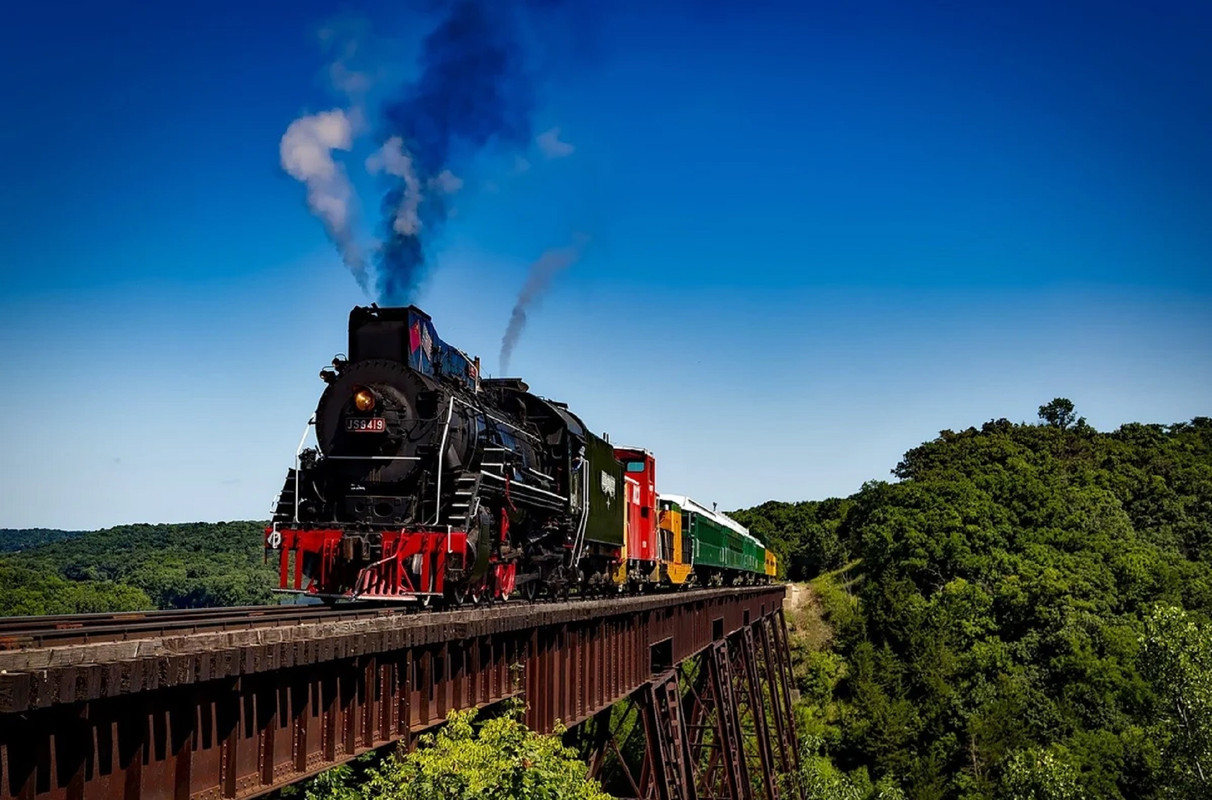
[583, 432, 624, 547]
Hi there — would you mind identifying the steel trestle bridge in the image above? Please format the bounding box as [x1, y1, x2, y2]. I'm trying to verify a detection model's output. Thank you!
[0, 586, 801, 800]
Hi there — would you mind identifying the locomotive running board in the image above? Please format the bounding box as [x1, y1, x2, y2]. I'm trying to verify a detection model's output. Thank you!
[270, 588, 442, 603]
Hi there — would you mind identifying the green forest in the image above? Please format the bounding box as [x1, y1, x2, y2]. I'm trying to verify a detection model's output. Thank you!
[0, 528, 87, 552]
[732, 401, 1212, 799]
[0, 521, 278, 615]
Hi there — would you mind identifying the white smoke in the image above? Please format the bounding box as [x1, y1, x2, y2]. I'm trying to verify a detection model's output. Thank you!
[536, 127, 575, 159]
[430, 169, 464, 194]
[499, 235, 589, 373]
[366, 137, 424, 236]
[317, 17, 373, 133]
[279, 109, 369, 291]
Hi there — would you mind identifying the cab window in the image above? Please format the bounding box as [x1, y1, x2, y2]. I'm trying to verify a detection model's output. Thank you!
[625, 460, 645, 472]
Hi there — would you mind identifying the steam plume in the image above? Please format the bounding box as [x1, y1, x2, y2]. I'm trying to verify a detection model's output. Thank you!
[375, 0, 541, 304]
[499, 236, 587, 373]
[536, 127, 575, 158]
[279, 110, 368, 292]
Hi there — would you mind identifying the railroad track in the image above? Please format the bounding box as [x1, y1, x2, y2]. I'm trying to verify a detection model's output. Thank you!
[0, 602, 407, 651]
[0, 583, 780, 652]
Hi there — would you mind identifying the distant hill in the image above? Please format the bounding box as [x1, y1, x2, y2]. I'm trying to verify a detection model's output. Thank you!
[0, 521, 278, 615]
[0, 528, 88, 553]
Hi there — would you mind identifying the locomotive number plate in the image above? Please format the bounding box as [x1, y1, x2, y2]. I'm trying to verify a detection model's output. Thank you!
[346, 417, 386, 433]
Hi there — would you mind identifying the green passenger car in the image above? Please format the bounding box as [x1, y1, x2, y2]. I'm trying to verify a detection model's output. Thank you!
[658, 493, 767, 583]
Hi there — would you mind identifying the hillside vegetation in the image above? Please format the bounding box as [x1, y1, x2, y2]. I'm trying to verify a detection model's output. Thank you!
[0, 528, 88, 553]
[732, 401, 1212, 799]
[0, 521, 277, 614]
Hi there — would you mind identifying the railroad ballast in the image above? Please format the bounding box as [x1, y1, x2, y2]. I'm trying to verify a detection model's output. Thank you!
[266, 305, 775, 605]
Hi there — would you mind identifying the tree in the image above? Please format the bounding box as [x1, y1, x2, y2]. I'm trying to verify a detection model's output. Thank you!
[0, 564, 151, 615]
[798, 735, 906, 800]
[303, 706, 611, 800]
[1140, 605, 1212, 797]
[1038, 398, 1078, 430]
[1001, 748, 1086, 800]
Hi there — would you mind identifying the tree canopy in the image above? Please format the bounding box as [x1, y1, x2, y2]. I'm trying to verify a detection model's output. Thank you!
[0, 521, 278, 614]
[302, 707, 611, 800]
[736, 406, 1212, 799]
[1037, 398, 1080, 430]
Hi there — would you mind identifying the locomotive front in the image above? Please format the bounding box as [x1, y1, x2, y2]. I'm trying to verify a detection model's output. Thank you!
[296, 305, 484, 527]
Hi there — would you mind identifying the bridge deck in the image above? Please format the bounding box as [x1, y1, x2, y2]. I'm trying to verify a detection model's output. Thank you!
[0, 586, 789, 800]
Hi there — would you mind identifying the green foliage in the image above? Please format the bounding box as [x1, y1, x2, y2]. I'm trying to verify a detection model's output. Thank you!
[0, 521, 278, 612]
[302, 706, 611, 800]
[737, 405, 1212, 799]
[0, 528, 88, 552]
[0, 563, 152, 615]
[1001, 748, 1086, 800]
[1038, 398, 1080, 430]
[1139, 605, 1212, 797]
[731, 498, 853, 579]
[799, 735, 907, 800]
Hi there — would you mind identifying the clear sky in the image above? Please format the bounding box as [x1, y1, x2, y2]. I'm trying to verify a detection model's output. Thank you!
[1, 0, 1209, 529]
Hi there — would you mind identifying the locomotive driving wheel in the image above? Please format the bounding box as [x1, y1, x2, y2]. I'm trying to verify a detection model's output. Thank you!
[491, 562, 515, 602]
[521, 576, 539, 602]
[445, 583, 469, 607]
[548, 564, 571, 602]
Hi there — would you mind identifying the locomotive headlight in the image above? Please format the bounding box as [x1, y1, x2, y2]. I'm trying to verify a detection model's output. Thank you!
[353, 389, 376, 412]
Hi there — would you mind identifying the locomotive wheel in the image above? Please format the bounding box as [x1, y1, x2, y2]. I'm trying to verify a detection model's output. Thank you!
[493, 563, 514, 602]
[521, 578, 539, 602]
[446, 583, 468, 607]
[550, 565, 570, 602]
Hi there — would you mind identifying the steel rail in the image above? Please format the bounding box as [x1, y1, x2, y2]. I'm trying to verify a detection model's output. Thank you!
[0, 584, 778, 651]
[0, 603, 403, 650]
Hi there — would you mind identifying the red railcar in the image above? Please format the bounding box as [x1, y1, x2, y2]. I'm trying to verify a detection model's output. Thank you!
[614, 447, 659, 585]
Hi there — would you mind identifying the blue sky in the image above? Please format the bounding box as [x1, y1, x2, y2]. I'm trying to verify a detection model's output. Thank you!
[1, 0, 1209, 529]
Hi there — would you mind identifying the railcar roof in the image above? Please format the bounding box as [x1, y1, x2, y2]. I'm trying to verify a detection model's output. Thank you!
[658, 493, 762, 546]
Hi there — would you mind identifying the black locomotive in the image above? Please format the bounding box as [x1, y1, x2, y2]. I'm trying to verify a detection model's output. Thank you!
[267, 305, 625, 604]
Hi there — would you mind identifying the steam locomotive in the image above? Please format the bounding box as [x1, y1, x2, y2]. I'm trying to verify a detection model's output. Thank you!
[265, 305, 775, 605]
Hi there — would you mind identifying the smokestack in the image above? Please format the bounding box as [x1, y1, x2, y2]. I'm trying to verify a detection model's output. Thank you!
[499, 235, 588, 374]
